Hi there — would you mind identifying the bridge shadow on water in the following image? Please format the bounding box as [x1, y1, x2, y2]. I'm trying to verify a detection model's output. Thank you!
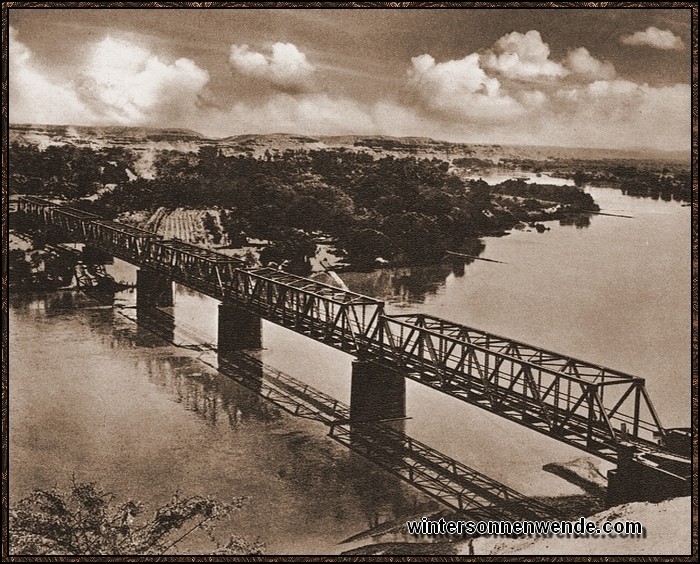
[105, 297, 561, 523]
[106, 301, 432, 532]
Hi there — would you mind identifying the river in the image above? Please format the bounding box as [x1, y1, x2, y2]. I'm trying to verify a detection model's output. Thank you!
[9, 186, 691, 554]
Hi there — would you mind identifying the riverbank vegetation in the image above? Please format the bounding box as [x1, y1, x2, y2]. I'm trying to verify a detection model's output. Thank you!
[10, 142, 604, 272]
[454, 155, 691, 202]
[10, 142, 135, 199]
[569, 161, 691, 202]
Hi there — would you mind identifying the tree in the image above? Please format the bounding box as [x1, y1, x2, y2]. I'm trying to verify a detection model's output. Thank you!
[381, 212, 447, 263]
[202, 212, 223, 245]
[259, 230, 316, 275]
[10, 478, 263, 556]
[343, 227, 391, 265]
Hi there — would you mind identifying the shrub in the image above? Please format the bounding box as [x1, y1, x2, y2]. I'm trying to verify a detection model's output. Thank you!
[9, 478, 263, 556]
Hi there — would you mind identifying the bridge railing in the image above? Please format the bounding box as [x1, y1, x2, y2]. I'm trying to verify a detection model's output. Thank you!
[365, 313, 665, 459]
[51, 207, 101, 240]
[87, 220, 162, 263]
[17, 197, 100, 241]
[15, 197, 159, 263]
[16, 196, 59, 222]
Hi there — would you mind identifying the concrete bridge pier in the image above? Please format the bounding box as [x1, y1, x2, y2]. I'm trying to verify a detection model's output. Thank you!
[136, 268, 173, 310]
[350, 359, 406, 424]
[607, 443, 691, 506]
[217, 302, 263, 355]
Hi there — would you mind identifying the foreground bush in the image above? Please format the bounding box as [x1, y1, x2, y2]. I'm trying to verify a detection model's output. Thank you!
[10, 478, 263, 555]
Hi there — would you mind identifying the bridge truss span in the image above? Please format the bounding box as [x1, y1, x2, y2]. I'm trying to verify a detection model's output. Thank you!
[142, 238, 245, 297]
[368, 313, 666, 460]
[88, 220, 161, 263]
[13, 196, 679, 464]
[226, 267, 384, 352]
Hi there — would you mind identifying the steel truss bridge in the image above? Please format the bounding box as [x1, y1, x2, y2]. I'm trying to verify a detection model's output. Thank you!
[15, 196, 679, 466]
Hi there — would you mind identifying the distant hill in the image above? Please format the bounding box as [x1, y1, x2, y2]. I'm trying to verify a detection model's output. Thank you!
[222, 133, 322, 144]
[11, 123, 204, 141]
[8, 124, 689, 164]
[9, 124, 207, 157]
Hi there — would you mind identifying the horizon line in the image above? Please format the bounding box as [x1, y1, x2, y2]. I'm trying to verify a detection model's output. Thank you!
[8, 122, 691, 156]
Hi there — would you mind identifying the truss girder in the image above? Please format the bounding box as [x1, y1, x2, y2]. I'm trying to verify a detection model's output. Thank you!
[13, 197, 672, 462]
[366, 314, 666, 460]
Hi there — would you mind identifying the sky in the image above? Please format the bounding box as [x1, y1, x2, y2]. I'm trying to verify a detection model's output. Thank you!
[8, 7, 693, 150]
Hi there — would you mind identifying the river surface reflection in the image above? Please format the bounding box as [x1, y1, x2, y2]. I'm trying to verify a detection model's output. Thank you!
[9, 294, 428, 554]
[9, 186, 691, 553]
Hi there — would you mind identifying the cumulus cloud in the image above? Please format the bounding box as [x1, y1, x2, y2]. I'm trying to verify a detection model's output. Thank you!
[407, 53, 523, 122]
[9, 29, 210, 128]
[564, 47, 616, 80]
[76, 37, 210, 124]
[9, 27, 95, 125]
[401, 29, 689, 150]
[482, 30, 567, 81]
[229, 42, 315, 90]
[620, 27, 683, 50]
[549, 80, 690, 149]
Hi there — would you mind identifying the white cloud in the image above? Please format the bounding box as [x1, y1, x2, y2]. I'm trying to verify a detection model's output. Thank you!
[620, 27, 683, 50]
[550, 80, 690, 150]
[564, 47, 616, 80]
[9, 27, 96, 125]
[482, 30, 568, 81]
[9, 29, 210, 128]
[76, 37, 210, 125]
[407, 53, 523, 123]
[399, 30, 689, 150]
[229, 42, 315, 90]
[219, 93, 374, 135]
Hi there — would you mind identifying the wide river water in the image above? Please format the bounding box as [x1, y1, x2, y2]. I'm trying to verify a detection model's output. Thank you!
[9, 186, 691, 554]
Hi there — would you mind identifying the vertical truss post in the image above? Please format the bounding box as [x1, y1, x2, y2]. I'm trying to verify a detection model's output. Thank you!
[633, 383, 641, 438]
[587, 385, 596, 449]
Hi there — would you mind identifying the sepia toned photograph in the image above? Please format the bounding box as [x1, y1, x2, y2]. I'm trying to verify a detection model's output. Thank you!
[4, 3, 696, 558]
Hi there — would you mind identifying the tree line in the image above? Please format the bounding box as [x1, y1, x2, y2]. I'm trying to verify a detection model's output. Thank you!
[9, 143, 600, 270]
